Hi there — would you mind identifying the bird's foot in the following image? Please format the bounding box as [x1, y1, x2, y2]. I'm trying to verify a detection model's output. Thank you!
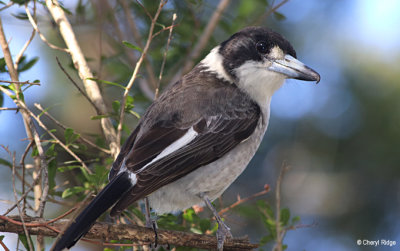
[216, 220, 233, 251]
[145, 218, 158, 248]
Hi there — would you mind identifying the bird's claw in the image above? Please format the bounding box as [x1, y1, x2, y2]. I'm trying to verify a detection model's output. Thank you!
[216, 221, 232, 251]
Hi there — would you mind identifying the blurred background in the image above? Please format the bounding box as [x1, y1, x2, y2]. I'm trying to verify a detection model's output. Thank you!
[1, 0, 400, 250]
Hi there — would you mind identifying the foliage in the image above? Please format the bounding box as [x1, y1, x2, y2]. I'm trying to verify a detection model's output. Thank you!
[0, 0, 295, 250]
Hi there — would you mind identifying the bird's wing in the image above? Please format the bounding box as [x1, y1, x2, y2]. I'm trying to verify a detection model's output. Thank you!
[110, 84, 261, 215]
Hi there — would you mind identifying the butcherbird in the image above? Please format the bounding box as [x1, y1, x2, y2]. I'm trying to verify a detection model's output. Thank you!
[54, 26, 320, 251]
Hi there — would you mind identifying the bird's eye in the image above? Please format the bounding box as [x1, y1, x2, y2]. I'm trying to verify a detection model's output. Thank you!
[256, 41, 269, 54]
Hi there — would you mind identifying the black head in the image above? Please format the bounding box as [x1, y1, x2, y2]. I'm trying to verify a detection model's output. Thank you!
[219, 27, 297, 79]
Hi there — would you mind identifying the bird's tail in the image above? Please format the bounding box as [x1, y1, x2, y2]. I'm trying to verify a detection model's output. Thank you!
[54, 172, 134, 251]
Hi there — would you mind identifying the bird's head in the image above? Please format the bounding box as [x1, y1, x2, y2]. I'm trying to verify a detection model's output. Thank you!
[201, 26, 320, 107]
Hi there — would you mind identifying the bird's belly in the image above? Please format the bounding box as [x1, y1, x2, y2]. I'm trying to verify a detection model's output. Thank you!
[148, 118, 267, 214]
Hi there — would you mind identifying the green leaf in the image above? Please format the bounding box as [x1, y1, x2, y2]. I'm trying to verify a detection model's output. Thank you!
[183, 208, 195, 222]
[57, 165, 81, 172]
[12, 12, 28, 19]
[87, 78, 126, 90]
[62, 186, 85, 198]
[291, 215, 300, 224]
[64, 128, 80, 145]
[18, 56, 39, 73]
[18, 233, 34, 251]
[112, 100, 120, 114]
[48, 158, 57, 190]
[280, 208, 290, 226]
[273, 11, 286, 21]
[129, 110, 141, 119]
[11, 0, 30, 5]
[199, 218, 211, 233]
[0, 235, 4, 241]
[0, 157, 12, 167]
[259, 234, 274, 246]
[0, 92, 3, 108]
[0, 57, 6, 72]
[91, 114, 111, 120]
[122, 41, 143, 52]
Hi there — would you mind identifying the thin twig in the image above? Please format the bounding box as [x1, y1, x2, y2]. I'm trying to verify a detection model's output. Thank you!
[27, 107, 93, 175]
[55, 57, 100, 114]
[14, 2, 36, 70]
[116, 0, 167, 144]
[34, 103, 111, 154]
[0, 107, 19, 111]
[0, 87, 91, 174]
[0, 1, 13, 11]
[10, 150, 34, 251]
[253, 0, 290, 25]
[218, 184, 270, 216]
[0, 79, 40, 85]
[46, 0, 119, 158]
[1, 145, 44, 216]
[20, 140, 34, 214]
[155, 13, 177, 99]
[0, 238, 9, 251]
[274, 162, 289, 251]
[25, 1, 69, 53]
[119, 0, 158, 91]
[180, 0, 231, 74]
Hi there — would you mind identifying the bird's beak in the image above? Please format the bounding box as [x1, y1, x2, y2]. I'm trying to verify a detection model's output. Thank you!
[268, 55, 321, 83]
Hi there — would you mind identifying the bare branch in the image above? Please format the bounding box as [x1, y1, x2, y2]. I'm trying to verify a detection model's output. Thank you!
[34, 103, 111, 154]
[10, 150, 35, 251]
[218, 184, 270, 217]
[120, 0, 158, 90]
[14, 2, 36, 69]
[253, 0, 290, 25]
[273, 162, 289, 251]
[54, 57, 100, 114]
[0, 79, 40, 85]
[0, 107, 19, 111]
[155, 13, 177, 99]
[25, 2, 69, 53]
[180, 0, 231, 74]
[45, 0, 119, 158]
[117, 0, 166, 144]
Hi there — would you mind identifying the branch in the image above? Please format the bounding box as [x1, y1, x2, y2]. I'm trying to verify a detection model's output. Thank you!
[218, 184, 270, 217]
[25, 1, 69, 53]
[14, 2, 36, 70]
[253, 0, 290, 25]
[155, 13, 177, 99]
[0, 79, 40, 85]
[116, 0, 166, 144]
[273, 162, 289, 251]
[45, 0, 119, 158]
[0, 216, 258, 251]
[180, 0, 231, 74]
[34, 103, 111, 154]
[120, 0, 158, 91]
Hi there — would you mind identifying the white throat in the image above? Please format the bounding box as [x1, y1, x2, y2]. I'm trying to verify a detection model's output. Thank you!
[234, 60, 286, 108]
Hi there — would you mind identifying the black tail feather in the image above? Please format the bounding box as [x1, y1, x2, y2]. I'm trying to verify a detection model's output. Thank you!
[54, 172, 134, 251]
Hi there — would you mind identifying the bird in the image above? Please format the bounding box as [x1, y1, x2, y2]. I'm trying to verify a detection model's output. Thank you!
[54, 26, 320, 251]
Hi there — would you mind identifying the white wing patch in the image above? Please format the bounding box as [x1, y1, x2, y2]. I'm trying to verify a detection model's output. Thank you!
[138, 127, 199, 172]
[116, 160, 138, 185]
